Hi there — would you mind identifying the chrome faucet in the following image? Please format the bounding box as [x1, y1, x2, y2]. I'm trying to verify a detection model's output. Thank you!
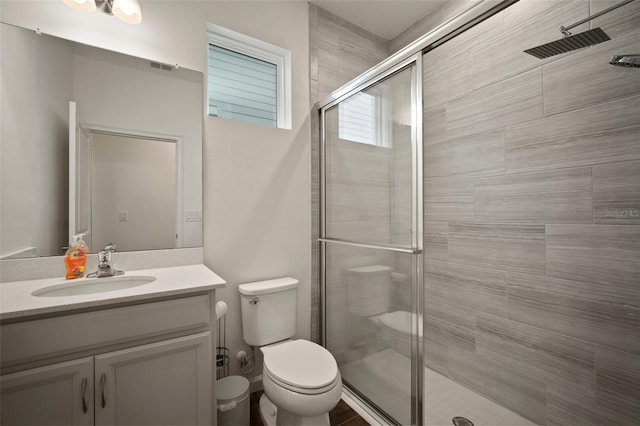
[87, 243, 123, 278]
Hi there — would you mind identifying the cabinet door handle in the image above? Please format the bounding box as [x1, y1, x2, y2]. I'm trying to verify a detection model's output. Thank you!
[100, 373, 107, 408]
[81, 377, 88, 413]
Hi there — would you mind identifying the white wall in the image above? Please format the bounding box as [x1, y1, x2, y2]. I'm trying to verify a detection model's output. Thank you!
[0, 1, 312, 378]
[201, 1, 312, 378]
[0, 24, 72, 258]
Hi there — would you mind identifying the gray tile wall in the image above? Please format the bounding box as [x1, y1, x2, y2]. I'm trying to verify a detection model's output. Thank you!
[311, 1, 639, 423]
[309, 4, 391, 343]
[421, 0, 640, 424]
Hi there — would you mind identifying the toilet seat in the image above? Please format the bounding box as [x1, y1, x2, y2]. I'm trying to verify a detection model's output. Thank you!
[264, 365, 340, 395]
[262, 340, 339, 395]
[379, 310, 413, 336]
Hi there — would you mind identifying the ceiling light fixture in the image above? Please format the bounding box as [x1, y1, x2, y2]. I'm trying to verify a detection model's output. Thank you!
[63, 0, 142, 24]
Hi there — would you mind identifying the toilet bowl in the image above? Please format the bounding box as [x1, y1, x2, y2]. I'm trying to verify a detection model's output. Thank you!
[378, 310, 413, 358]
[238, 278, 342, 426]
[261, 340, 342, 425]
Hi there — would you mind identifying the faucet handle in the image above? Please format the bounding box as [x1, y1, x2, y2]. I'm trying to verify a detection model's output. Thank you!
[99, 244, 116, 264]
[99, 250, 111, 264]
[93, 243, 120, 277]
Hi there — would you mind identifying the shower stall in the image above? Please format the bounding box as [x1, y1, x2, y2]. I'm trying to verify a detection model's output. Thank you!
[320, 55, 424, 424]
[316, 0, 640, 425]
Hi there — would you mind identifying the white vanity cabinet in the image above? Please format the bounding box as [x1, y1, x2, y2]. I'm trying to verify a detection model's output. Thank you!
[1, 357, 94, 426]
[1, 293, 216, 426]
[94, 332, 210, 426]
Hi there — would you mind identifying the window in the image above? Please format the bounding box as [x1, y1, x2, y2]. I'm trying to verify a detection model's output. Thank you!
[207, 23, 291, 129]
[338, 90, 391, 147]
[339, 92, 377, 145]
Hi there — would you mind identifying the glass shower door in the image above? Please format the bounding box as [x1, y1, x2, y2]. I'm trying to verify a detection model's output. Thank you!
[320, 57, 423, 425]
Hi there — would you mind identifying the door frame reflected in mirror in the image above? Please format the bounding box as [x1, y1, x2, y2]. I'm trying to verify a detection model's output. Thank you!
[70, 117, 183, 253]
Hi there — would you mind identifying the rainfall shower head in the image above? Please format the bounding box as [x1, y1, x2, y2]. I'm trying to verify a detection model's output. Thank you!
[523, 0, 636, 59]
[524, 28, 610, 59]
[610, 54, 640, 67]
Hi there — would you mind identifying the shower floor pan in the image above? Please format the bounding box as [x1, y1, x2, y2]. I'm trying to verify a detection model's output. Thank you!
[340, 349, 537, 426]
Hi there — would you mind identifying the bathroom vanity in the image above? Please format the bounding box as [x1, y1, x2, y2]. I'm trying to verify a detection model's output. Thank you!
[0, 16, 217, 426]
[0, 264, 225, 426]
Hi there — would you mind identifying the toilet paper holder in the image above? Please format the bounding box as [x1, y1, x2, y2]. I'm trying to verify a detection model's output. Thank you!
[215, 301, 230, 379]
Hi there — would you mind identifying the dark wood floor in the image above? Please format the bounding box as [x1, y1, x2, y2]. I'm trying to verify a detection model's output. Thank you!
[250, 390, 369, 426]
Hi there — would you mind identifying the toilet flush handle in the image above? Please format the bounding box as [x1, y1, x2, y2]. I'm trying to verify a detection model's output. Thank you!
[248, 297, 260, 305]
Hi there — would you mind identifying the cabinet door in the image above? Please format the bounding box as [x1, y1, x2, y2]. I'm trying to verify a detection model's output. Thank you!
[1, 357, 94, 426]
[94, 332, 211, 426]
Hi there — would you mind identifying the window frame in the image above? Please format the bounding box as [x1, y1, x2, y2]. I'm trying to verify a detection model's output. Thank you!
[206, 23, 292, 130]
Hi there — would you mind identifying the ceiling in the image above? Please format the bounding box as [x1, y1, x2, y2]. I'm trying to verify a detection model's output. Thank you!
[309, 0, 448, 40]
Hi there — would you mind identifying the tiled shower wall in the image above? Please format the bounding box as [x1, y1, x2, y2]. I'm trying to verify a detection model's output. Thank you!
[309, 4, 391, 343]
[421, 0, 640, 424]
[311, 0, 639, 424]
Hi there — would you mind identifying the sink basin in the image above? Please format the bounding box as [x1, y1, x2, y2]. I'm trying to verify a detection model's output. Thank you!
[32, 275, 156, 297]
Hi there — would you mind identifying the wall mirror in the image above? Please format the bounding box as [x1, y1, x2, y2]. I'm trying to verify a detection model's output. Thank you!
[0, 22, 204, 259]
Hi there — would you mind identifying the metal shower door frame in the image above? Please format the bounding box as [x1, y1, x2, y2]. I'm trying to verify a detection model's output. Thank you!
[319, 52, 424, 426]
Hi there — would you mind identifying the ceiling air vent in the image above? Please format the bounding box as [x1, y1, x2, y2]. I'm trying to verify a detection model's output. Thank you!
[150, 61, 173, 72]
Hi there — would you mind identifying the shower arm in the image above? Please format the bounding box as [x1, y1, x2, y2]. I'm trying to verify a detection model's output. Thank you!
[560, 0, 635, 37]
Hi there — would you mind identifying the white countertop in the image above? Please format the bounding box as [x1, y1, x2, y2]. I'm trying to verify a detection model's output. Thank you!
[0, 264, 226, 321]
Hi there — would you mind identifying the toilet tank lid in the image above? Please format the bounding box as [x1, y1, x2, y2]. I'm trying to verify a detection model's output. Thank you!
[238, 277, 299, 295]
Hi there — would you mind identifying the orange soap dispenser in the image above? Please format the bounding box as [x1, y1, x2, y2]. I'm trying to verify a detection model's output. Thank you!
[64, 234, 88, 279]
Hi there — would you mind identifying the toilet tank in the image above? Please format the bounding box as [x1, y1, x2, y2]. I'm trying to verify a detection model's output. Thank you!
[238, 277, 298, 346]
[346, 265, 392, 317]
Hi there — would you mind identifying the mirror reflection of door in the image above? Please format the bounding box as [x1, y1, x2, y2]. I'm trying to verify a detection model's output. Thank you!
[90, 133, 177, 253]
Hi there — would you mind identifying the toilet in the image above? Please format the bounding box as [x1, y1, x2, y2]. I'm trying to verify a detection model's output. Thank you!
[346, 265, 413, 358]
[238, 277, 342, 426]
